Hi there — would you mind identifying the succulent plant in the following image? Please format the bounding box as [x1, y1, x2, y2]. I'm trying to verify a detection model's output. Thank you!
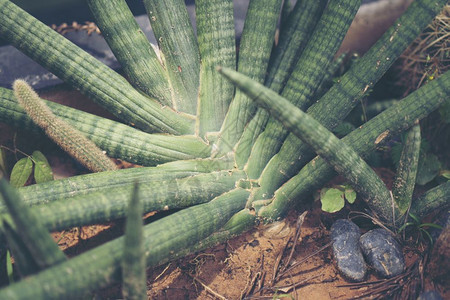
[0, 0, 449, 298]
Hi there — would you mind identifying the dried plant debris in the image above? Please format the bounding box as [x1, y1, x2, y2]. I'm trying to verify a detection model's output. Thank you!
[395, 5, 449, 95]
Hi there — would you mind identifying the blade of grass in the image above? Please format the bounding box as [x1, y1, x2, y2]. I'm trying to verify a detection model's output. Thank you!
[1, 219, 40, 277]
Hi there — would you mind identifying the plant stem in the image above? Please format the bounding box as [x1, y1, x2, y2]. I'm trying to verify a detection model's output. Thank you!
[13, 80, 118, 173]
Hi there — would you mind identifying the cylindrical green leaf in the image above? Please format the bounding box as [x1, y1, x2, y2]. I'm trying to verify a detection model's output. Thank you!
[220, 67, 394, 222]
[214, 0, 283, 155]
[0, 188, 249, 299]
[196, 0, 236, 135]
[33, 170, 246, 231]
[0, 0, 195, 134]
[392, 123, 421, 214]
[87, 0, 172, 106]
[143, 0, 200, 114]
[0, 177, 66, 270]
[255, 0, 449, 200]
[122, 183, 146, 300]
[0, 87, 211, 166]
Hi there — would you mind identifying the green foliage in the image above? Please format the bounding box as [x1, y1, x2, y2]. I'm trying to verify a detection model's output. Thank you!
[31, 151, 53, 184]
[0, 177, 67, 271]
[0, 0, 448, 298]
[398, 212, 443, 244]
[332, 121, 355, 138]
[8, 150, 53, 188]
[122, 183, 146, 300]
[13, 80, 118, 173]
[438, 99, 450, 123]
[416, 153, 442, 185]
[6, 250, 13, 284]
[320, 185, 356, 213]
[9, 157, 33, 188]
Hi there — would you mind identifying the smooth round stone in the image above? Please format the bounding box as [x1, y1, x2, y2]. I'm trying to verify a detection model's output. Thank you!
[417, 291, 443, 300]
[331, 219, 367, 282]
[360, 228, 405, 278]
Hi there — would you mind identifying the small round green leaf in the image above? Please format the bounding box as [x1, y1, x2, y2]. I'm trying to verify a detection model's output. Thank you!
[31, 151, 53, 184]
[10, 157, 33, 188]
[320, 188, 345, 213]
[344, 188, 356, 204]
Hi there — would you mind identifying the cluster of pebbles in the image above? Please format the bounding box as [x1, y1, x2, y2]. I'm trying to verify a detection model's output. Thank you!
[330, 218, 446, 299]
[330, 219, 405, 281]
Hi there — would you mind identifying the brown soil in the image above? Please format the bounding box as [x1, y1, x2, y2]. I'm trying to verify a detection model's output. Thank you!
[51, 201, 448, 300]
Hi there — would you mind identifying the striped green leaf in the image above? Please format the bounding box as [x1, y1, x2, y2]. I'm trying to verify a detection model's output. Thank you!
[220, 67, 394, 221]
[196, 0, 236, 135]
[258, 70, 450, 221]
[87, 0, 172, 106]
[7, 156, 234, 210]
[0, 188, 249, 299]
[0, 87, 210, 166]
[244, 0, 361, 178]
[215, 0, 283, 155]
[122, 183, 146, 300]
[32, 170, 246, 231]
[0, 0, 195, 135]
[392, 124, 421, 214]
[0, 177, 66, 271]
[143, 0, 200, 114]
[235, 0, 328, 168]
[254, 0, 449, 201]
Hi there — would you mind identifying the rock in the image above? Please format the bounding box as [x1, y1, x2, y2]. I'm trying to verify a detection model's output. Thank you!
[417, 290, 443, 300]
[331, 219, 367, 282]
[360, 228, 404, 278]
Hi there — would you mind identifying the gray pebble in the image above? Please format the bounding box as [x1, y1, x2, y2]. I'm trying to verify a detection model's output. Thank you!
[331, 219, 367, 282]
[360, 228, 405, 278]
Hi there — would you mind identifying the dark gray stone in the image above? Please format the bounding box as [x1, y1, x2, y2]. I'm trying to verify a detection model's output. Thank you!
[331, 219, 367, 282]
[417, 291, 443, 300]
[360, 228, 405, 278]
